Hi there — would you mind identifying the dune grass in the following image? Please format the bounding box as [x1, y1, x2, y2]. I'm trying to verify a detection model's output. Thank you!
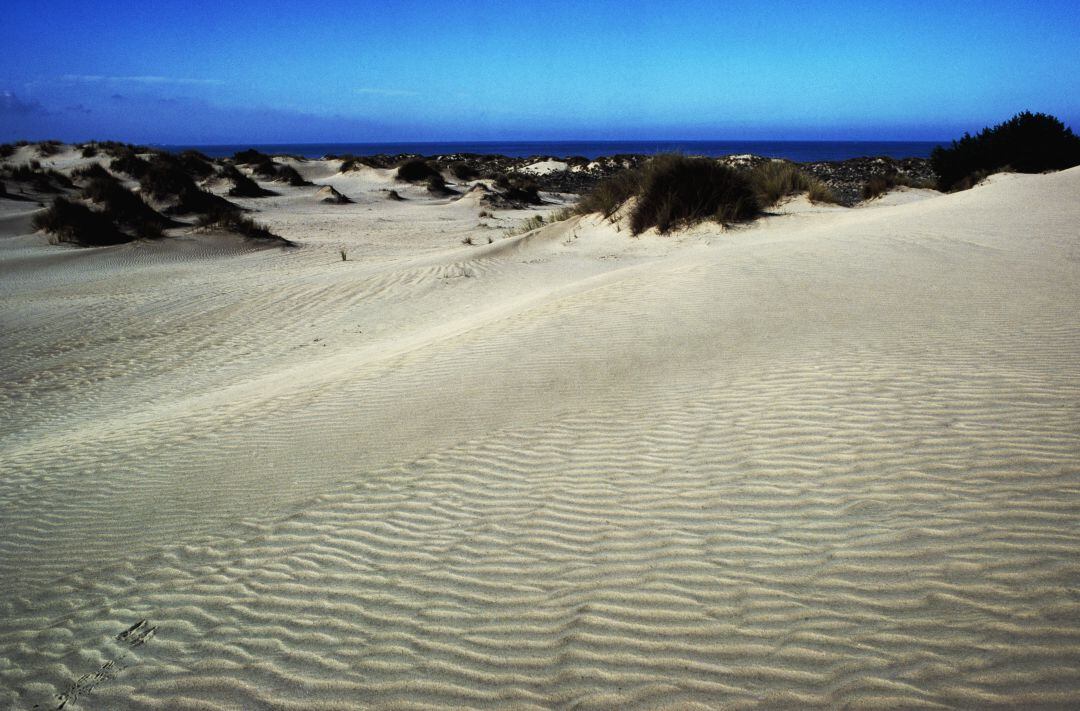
[748, 161, 839, 206]
[32, 197, 128, 246]
[577, 154, 758, 234]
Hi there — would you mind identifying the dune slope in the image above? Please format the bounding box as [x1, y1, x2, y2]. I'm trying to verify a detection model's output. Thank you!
[1, 167, 1079, 709]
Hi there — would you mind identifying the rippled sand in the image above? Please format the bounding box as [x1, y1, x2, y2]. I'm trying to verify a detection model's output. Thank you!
[1, 155, 1079, 709]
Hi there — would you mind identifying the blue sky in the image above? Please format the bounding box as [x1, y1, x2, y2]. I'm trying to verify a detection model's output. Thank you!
[2, 0, 1078, 143]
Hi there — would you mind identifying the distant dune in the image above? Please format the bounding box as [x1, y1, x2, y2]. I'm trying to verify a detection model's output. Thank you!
[1, 145, 1079, 708]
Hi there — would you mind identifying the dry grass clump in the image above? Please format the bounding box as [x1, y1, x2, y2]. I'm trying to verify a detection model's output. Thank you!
[749, 161, 839, 206]
[197, 208, 294, 246]
[861, 172, 938, 200]
[7, 163, 74, 193]
[578, 154, 758, 234]
[276, 165, 313, 186]
[450, 162, 480, 181]
[110, 150, 152, 179]
[32, 197, 127, 246]
[494, 174, 542, 204]
[221, 165, 277, 197]
[574, 169, 642, 219]
[82, 174, 172, 235]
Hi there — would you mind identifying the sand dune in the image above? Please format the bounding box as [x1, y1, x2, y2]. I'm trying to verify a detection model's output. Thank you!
[1, 163, 1079, 709]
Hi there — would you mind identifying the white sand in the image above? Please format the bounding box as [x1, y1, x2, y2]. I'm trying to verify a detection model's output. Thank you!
[1, 158, 1080, 709]
[521, 160, 569, 175]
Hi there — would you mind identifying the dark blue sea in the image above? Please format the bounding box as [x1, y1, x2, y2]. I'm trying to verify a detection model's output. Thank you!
[161, 140, 943, 162]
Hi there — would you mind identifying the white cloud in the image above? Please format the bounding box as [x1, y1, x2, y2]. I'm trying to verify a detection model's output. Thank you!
[60, 75, 224, 86]
[354, 87, 419, 97]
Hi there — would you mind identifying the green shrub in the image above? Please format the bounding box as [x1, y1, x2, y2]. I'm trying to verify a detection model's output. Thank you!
[931, 111, 1080, 191]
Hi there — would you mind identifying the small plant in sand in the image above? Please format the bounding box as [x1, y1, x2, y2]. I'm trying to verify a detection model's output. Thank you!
[462, 236, 474, 245]
[340, 248, 347, 261]
[478, 209, 493, 218]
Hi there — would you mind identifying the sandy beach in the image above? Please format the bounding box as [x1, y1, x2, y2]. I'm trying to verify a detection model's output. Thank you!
[1, 147, 1079, 709]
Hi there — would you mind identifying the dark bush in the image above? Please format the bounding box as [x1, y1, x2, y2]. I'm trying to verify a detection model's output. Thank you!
[177, 150, 216, 180]
[396, 159, 440, 182]
[0, 143, 17, 159]
[80, 144, 99, 158]
[32, 197, 129, 246]
[37, 140, 62, 157]
[140, 157, 199, 201]
[630, 155, 758, 233]
[931, 111, 1080, 191]
[72, 162, 113, 181]
[197, 209, 294, 246]
[9, 164, 73, 193]
[110, 150, 151, 179]
[233, 149, 271, 165]
[385, 189, 404, 201]
[222, 165, 277, 197]
[276, 165, 312, 186]
[494, 173, 543, 204]
[83, 174, 172, 234]
[449, 162, 480, 181]
[426, 174, 459, 196]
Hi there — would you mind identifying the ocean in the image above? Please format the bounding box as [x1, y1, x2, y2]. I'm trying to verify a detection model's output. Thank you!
[160, 140, 944, 162]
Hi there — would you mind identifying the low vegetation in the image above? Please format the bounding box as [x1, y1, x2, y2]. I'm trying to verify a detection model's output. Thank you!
[931, 111, 1080, 191]
[82, 174, 173, 235]
[110, 150, 152, 179]
[32, 197, 127, 246]
[396, 159, 441, 183]
[276, 165, 312, 186]
[7, 163, 74, 193]
[197, 208, 294, 246]
[450, 162, 480, 181]
[748, 161, 838, 206]
[861, 172, 937, 200]
[0, 143, 15, 159]
[494, 174, 542, 204]
[576, 154, 759, 234]
[221, 165, 277, 197]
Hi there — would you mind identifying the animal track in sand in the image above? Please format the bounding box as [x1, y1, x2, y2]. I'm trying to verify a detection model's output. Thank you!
[49, 619, 157, 710]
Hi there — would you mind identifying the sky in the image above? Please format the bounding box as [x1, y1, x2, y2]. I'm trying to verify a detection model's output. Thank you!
[2, 0, 1079, 144]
